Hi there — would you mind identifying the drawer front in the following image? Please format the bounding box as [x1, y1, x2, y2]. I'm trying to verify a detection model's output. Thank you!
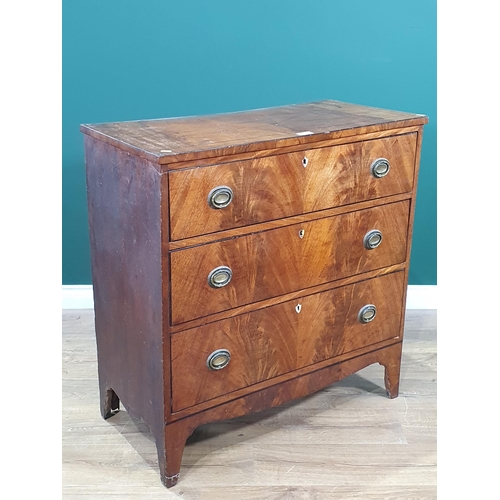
[169, 133, 416, 240]
[171, 271, 405, 412]
[170, 200, 409, 324]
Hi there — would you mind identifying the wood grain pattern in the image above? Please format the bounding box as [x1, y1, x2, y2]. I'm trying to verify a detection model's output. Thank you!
[164, 125, 422, 171]
[62, 309, 436, 498]
[84, 137, 167, 466]
[169, 337, 403, 422]
[170, 263, 405, 333]
[169, 133, 416, 240]
[160, 173, 172, 428]
[167, 341, 405, 485]
[171, 272, 405, 411]
[80, 100, 427, 166]
[170, 200, 410, 324]
[392, 126, 425, 364]
[82, 101, 427, 490]
[168, 192, 412, 251]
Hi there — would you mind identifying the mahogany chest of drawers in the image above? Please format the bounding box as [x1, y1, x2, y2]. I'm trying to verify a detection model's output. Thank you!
[81, 100, 427, 487]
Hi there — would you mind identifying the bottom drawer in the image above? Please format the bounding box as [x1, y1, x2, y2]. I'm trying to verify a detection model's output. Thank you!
[171, 271, 405, 412]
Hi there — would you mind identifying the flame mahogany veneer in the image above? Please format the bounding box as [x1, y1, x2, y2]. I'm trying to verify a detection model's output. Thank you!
[82, 100, 427, 487]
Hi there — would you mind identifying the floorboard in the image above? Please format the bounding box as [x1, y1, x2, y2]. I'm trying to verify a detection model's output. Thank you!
[62, 309, 436, 499]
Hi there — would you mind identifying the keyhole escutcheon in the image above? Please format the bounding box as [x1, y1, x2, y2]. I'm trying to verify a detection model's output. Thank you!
[299, 229, 305, 239]
[295, 304, 302, 313]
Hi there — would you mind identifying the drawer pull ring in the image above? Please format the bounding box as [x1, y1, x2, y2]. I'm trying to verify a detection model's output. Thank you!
[358, 304, 377, 323]
[363, 229, 383, 250]
[206, 349, 231, 370]
[207, 186, 233, 209]
[302, 157, 308, 167]
[370, 158, 390, 178]
[208, 266, 233, 288]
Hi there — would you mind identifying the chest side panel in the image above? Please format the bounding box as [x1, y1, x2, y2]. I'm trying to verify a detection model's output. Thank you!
[85, 137, 166, 440]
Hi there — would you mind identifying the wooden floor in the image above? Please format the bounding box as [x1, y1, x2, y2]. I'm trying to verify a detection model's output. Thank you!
[62, 309, 436, 499]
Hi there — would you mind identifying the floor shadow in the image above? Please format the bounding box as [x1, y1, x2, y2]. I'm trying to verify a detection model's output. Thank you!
[186, 371, 388, 451]
[105, 369, 388, 478]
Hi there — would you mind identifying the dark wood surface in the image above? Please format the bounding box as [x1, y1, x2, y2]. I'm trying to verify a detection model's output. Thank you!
[80, 100, 427, 165]
[168, 192, 412, 251]
[169, 132, 417, 240]
[83, 101, 427, 489]
[393, 126, 426, 352]
[169, 263, 406, 334]
[84, 137, 167, 469]
[163, 341, 404, 486]
[63, 309, 436, 497]
[170, 200, 410, 324]
[169, 338, 405, 423]
[171, 272, 405, 411]
[164, 126, 423, 172]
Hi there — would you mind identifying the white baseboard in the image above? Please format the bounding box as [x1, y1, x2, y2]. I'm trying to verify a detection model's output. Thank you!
[405, 285, 437, 310]
[62, 284, 437, 310]
[62, 285, 94, 310]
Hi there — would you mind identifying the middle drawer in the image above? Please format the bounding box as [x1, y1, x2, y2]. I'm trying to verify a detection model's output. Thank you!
[170, 200, 409, 324]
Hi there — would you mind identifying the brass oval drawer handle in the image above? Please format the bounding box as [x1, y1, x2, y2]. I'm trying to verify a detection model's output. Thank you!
[370, 158, 390, 178]
[207, 186, 233, 209]
[358, 304, 377, 324]
[207, 266, 233, 288]
[363, 229, 383, 250]
[206, 349, 231, 370]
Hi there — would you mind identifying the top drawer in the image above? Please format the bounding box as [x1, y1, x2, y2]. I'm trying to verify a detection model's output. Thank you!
[169, 133, 417, 240]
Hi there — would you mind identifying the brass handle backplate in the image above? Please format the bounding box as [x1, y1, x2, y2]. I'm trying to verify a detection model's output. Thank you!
[207, 186, 233, 209]
[363, 229, 383, 250]
[206, 349, 231, 370]
[358, 304, 377, 324]
[370, 158, 390, 178]
[208, 266, 233, 288]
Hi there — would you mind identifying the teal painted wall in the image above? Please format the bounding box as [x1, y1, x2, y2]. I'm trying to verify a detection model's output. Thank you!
[63, 0, 436, 285]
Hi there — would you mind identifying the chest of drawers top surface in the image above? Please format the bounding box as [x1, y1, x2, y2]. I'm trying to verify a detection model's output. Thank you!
[80, 99, 427, 167]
